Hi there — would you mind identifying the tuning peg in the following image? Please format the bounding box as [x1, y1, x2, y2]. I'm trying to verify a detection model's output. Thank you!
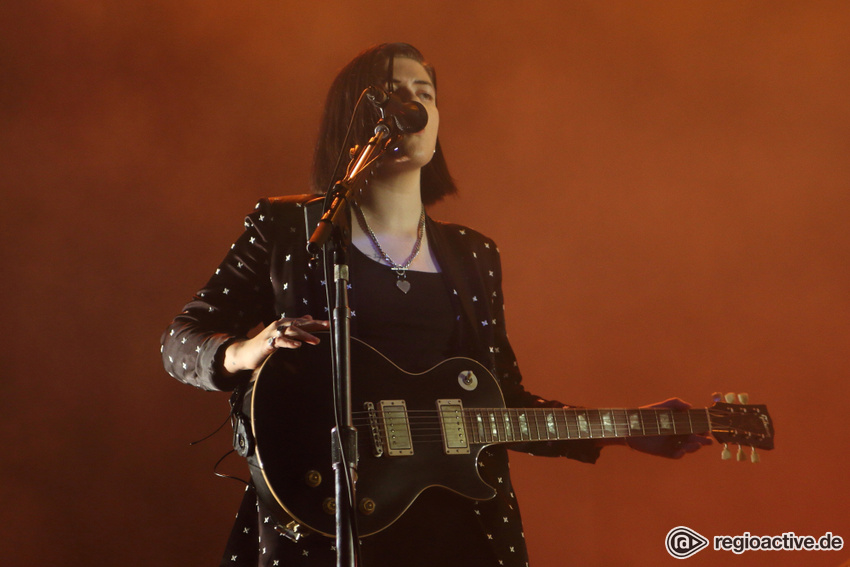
[750, 447, 760, 463]
[736, 445, 745, 461]
[724, 392, 736, 403]
[712, 392, 723, 402]
[738, 393, 749, 404]
[721, 443, 731, 460]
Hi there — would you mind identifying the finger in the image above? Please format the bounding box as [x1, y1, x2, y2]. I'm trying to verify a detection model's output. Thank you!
[266, 326, 303, 350]
[276, 317, 329, 332]
[292, 319, 330, 332]
[270, 333, 303, 349]
[282, 325, 323, 345]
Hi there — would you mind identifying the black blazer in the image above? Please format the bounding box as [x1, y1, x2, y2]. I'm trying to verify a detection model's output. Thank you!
[162, 193, 599, 463]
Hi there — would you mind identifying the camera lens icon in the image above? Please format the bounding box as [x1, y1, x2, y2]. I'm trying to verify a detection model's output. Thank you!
[665, 526, 709, 559]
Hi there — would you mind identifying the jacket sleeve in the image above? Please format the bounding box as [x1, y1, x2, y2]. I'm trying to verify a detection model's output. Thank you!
[486, 238, 602, 463]
[161, 199, 279, 391]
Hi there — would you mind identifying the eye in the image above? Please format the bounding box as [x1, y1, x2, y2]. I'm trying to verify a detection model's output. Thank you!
[418, 91, 434, 101]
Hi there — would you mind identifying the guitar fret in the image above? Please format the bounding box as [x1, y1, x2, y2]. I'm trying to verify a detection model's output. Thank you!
[489, 411, 499, 442]
[608, 409, 624, 438]
[577, 410, 589, 439]
[533, 409, 546, 441]
[673, 411, 688, 435]
[554, 409, 566, 440]
[476, 412, 485, 443]
[532, 411, 540, 441]
[518, 411, 529, 440]
[593, 409, 605, 438]
[639, 409, 656, 435]
[540, 410, 549, 440]
[598, 410, 607, 438]
[569, 409, 580, 440]
[590, 409, 601, 438]
[617, 409, 630, 437]
[623, 409, 636, 437]
[559, 410, 570, 440]
[545, 411, 556, 439]
[503, 410, 514, 441]
[530, 410, 538, 441]
[586, 410, 598, 438]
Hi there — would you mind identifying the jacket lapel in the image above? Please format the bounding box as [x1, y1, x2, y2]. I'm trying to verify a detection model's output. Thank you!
[427, 217, 488, 363]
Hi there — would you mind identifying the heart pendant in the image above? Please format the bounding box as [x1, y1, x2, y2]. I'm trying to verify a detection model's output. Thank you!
[396, 279, 411, 294]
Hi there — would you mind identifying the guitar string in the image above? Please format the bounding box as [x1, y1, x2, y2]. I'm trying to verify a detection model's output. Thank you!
[349, 411, 735, 434]
[347, 419, 725, 440]
[350, 413, 712, 430]
[344, 408, 763, 442]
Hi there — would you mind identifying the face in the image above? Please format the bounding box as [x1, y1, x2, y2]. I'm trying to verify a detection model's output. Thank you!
[381, 56, 440, 172]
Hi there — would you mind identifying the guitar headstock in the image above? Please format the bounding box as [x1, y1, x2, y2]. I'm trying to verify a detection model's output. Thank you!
[708, 392, 774, 463]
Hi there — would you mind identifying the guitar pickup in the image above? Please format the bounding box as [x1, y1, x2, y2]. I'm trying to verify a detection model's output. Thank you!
[379, 400, 413, 456]
[437, 399, 469, 455]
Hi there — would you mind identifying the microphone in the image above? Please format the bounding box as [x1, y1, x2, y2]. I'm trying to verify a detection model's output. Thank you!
[366, 86, 428, 134]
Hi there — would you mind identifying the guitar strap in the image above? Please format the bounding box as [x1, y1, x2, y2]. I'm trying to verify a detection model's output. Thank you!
[230, 386, 254, 458]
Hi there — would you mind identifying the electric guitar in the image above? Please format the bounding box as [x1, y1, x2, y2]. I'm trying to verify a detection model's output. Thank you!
[236, 333, 774, 539]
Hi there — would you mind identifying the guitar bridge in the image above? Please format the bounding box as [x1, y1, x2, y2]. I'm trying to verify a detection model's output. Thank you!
[364, 402, 383, 457]
[379, 400, 413, 456]
[437, 399, 469, 454]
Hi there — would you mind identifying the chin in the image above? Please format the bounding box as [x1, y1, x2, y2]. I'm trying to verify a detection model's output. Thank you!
[384, 149, 434, 171]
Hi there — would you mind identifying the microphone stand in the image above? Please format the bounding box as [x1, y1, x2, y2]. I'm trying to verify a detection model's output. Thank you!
[307, 118, 397, 567]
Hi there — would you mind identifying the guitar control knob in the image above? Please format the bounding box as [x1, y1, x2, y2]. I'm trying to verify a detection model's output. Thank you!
[305, 470, 322, 488]
[359, 498, 376, 515]
[323, 497, 336, 515]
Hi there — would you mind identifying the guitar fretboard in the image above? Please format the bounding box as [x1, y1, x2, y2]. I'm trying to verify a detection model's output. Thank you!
[459, 407, 711, 445]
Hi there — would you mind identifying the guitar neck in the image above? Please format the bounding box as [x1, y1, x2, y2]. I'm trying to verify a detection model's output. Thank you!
[461, 406, 711, 445]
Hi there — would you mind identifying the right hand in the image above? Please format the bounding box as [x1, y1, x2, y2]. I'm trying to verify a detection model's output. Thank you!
[223, 315, 329, 374]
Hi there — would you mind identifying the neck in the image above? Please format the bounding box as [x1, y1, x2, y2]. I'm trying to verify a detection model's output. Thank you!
[357, 168, 424, 233]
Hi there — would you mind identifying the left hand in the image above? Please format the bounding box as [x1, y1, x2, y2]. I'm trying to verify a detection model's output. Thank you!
[624, 398, 713, 459]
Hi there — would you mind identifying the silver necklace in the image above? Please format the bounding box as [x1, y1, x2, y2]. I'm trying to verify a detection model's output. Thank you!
[352, 202, 426, 294]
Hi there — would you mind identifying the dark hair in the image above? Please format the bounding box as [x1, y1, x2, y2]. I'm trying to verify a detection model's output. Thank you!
[310, 43, 457, 205]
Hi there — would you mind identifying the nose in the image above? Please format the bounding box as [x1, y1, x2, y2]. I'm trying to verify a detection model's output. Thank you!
[391, 86, 413, 102]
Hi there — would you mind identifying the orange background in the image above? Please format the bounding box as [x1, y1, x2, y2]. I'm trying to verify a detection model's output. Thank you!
[2, 1, 848, 566]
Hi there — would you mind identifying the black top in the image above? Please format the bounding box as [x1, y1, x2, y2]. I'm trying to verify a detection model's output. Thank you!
[347, 243, 498, 566]
[348, 243, 456, 372]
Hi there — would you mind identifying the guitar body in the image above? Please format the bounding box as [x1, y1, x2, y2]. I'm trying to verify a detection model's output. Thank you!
[243, 335, 504, 537]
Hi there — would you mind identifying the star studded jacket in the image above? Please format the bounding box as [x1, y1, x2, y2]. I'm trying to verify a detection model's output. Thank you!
[162, 194, 600, 566]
